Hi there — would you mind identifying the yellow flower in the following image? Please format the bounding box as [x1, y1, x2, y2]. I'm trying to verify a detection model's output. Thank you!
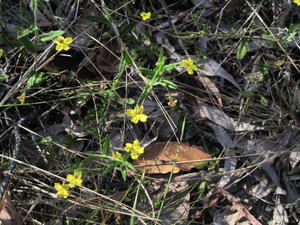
[17, 91, 26, 104]
[66, 171, 83, 188]
[167, 98, 177, 107]
[54, 183, 70, 198]
[293, 0, 300, 6]
[112, 152, 122, 159]
[140, 12, 151, 21]
[124, 140, 144, 160]
[0, 48, 3, 57]
[180, 58, 198, 75]
[125, 105, 148, 124]
[54, 36, 73, 52]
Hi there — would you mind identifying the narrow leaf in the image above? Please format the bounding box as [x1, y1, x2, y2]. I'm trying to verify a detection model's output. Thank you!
[103, 136, 110, 155]
[17, 25, 38, 39]
[37, 30, 65, 42]
[236, 40, 249, 60]
[0, 74, 9, 80]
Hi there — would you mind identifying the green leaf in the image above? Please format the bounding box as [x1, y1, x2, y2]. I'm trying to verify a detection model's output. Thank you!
[0, 74, 9, 80]
[17, 25, 38, 39]
[241, 91, 256, 98]
[137, 85, 151, 105]
[122, 160, 136, 172]
[19, 38, 36, 53]
[26, 72, 46, 89]
[123, 50, 133, 65]
[0, 34, 20, 47]
[122, 98, 135, 105]
[30, 0, 38, 11]
[289, 23, 300, 33]
[162, 62, 180, 73]
[85, 15, 108, 23]
[40, 136, 54, 144]
[37, 30, 65, 42]
[103, 90, 117, 99]
[159, 78, 177, 89]
[236, 40, 249, 60]
[140, 68, 155, 78]
[121, 167, 127, 181]
[120, 23, 135, 38]
[259, 95, 268, 107]
[155, 48, 165, 74]
[261, 34, 279, 42]
[103, 136, 110, 155]
[103, 163, 118, 176]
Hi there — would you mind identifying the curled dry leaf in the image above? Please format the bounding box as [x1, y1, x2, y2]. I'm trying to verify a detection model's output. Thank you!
[133, 142, 211, 174]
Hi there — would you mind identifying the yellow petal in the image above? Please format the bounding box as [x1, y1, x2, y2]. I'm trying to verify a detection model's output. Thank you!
[62, 43, 71, 51]
[112, 152, 122, 159]
[124, 143, 133, 152]
[137, 114, 147, 122]
[125, 109, 135, 117]
[74, 171, 82, 179]
[136, 146, 144, 154]
[140, 12, 151, 21]
[17, 91, 26, 104]
[131, 116, 140, 124]
[54, 183, 70, 198]
[54, 36, 64, 44]
[54, 183, 62, 191]
[55, 44, 63, 51]
[187, 66, 196, 75]
[168, 99, 177, 107]
[0, 48, 3, 57]
[131, 151, 139, 160]
[64, 37, 73, 44]
[133, 140, 140, 146]
[134, 105, 144, 114]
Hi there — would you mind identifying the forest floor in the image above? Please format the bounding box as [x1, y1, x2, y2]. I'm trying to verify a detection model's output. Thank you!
[0, 0, 300, 224]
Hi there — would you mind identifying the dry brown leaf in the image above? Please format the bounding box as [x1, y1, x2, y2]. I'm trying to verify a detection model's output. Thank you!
[0, 192, 22, 225]
[134, 142, 211, 174]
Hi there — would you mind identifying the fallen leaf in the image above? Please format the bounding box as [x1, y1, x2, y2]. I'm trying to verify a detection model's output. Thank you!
[147, 179, 190, 225]
[202, 58, 241, 91]
[197, 75, 222, 107]
[269, 204, 289, 225]
[195, 102, 264, 131]
[0, 192, 22, 225]
[205, 122, 237, 188]
[134, 142, 211, 174]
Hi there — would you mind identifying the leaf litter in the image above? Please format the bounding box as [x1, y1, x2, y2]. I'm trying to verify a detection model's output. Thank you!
[1, 0, 300, 224]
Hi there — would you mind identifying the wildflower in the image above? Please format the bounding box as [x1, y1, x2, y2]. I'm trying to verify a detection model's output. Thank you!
[66, 171, 83, 188]
[0, 48, 3, 57]
[112, 152, 122, 159]
[180, 58, 198, 75]
[125, 105, 148, 124]
[140, 12, 151, 21]
[17, 91, 26, 104]
[124, 140, 144, 160]
[293, 0, 300, 6]
[54, 36, 73, 52]
[54, 183, 70, 199]
[167, 98, 177, 107]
